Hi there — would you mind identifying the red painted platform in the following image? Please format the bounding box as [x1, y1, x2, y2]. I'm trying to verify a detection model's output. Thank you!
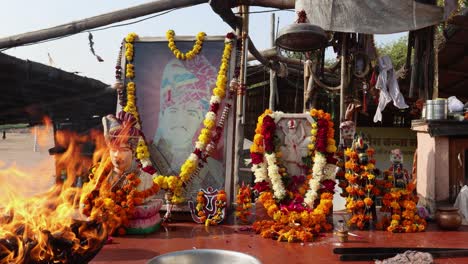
[90, 222, 468, 264]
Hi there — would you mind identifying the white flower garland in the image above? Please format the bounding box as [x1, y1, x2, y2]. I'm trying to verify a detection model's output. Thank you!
[304, 152, 327, 206]
[252, 163, 268, 183]
[265, 153, 286, 200]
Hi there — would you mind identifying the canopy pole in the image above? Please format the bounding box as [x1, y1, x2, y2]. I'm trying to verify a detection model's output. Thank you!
[339, 33, 348, 145]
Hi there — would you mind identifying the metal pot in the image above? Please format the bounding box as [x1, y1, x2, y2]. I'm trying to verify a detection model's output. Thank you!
[435, 207, 462, 230]
[426, 99, 447, 120]
[147, 249, 262, 264]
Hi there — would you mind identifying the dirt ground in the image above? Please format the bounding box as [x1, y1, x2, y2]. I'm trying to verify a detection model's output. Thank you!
[0, 128, 56, 197]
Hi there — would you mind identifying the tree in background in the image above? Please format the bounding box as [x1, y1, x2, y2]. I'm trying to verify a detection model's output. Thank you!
[376, 36, 408, 71]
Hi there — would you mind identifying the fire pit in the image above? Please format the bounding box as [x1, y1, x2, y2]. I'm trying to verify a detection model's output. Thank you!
[0, 180, 108, 264]
[0, 216, 107, 264]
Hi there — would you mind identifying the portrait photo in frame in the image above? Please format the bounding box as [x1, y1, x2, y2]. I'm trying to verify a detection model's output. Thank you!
[122, 35, 236, 205]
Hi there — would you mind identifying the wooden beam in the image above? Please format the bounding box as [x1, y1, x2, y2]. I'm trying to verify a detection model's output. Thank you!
[0, 0, 207, 49]
[243, 0, 294, 9]
[0, 0, 295, 50]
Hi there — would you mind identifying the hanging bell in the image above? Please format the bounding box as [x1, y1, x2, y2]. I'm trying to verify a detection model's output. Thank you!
[275, 23, 328, 52]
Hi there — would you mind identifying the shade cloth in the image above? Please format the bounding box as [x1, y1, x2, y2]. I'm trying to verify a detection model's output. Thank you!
[296, 0, 443, 34]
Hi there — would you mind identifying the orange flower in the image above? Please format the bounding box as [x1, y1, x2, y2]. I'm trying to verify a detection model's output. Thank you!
[364, 197, 373, 207]
[310, 109, 318, 117]
[407, 182, 416, 192]
[356, 200, 365, 208]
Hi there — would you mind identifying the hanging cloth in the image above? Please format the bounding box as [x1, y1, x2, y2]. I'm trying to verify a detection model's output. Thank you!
[454, 185, 468, 225]
[373, 56, 408, 123]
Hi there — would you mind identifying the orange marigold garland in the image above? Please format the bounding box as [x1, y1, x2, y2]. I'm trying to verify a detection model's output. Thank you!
[81, 158, 160, 235]
[194, 190, 227, 226]
[342, 134, 379, 230]
[376, 155, 427, 232]
[250, 108, 337, 242]
[235, 183, 253, 224]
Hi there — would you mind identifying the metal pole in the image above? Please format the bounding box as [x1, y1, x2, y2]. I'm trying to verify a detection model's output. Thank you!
[339, 33, 347, 145]
[269, 13, 276, 110]
[232, 4, 249, 208]
[33, 126, 38, 152]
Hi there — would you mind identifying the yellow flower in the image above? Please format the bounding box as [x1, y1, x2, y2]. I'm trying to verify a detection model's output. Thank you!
[103, 198, 114, 207]
[125, 32, 138, 43]
[253, 134, 263, 145]
[166, 30, 206, 60]
[213, 87, 226, 98]
[326, 145, 337, 153]
[203, 119, 215, 129]
[198, 133, 210, 144]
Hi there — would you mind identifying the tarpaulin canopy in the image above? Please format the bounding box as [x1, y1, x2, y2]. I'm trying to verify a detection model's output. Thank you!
[296, 0, 444, 34]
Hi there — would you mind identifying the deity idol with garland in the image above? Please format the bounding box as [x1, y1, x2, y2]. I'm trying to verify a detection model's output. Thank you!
[81, 111, 163, 235]
[377, 149, 426, 232]
[386, 149, 410, 189]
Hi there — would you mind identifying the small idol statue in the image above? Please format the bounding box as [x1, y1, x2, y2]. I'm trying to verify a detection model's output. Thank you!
[388, 149, 410, 189]
[82, 111, 163, 235]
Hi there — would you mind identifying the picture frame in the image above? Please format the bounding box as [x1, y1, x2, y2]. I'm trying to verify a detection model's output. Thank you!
[122, 35, 236, 207]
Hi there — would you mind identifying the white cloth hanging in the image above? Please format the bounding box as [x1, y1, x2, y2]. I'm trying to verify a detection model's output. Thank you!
[454, 185, 468, 225]
[373, 56, 409, 123]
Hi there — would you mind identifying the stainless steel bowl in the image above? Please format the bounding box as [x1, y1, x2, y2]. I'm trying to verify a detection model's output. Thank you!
[147, 249, 262, 264]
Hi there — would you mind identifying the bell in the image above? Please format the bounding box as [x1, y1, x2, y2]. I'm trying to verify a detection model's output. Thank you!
[275, 23, 328, 52]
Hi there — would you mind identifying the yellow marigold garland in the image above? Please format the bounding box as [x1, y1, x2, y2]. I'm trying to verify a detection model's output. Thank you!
[343, 143, 378, 230]
[166, 30, 206, 60]
[121, 32, 234, 204]
[153, 33, 234, 203]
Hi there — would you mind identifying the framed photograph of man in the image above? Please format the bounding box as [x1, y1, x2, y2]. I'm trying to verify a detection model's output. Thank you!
[122, 35, 236, 202]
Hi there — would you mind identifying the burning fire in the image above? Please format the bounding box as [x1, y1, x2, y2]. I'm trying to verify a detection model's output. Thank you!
[0, 119, 113, 263]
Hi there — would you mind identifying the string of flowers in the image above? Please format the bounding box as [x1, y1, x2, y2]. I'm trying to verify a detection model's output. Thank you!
[166, 30, 206, 60]
[252, 192, 334, 242]
[376, 165, 426, 232]
[194, 190, 227, 226]
[342, 136, 379, 230]
[235, 183, 252, 224]
[304, 109, 337, 207]
[119, 32, 236, 204]
[249, 108, 338, 242]
[122, 32, 150, 162]
[81, 158, 160, 235]
[204, 190, 227, 226]
[152, 32, 235, 203]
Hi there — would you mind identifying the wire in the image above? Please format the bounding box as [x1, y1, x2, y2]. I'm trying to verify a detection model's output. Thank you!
[0, 9, 178, 52]
[88, 9, 177, 32]
[1, 34, 74, 52]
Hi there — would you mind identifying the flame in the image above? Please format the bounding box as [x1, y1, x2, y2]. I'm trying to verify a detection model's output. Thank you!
[30, 117, 53, 148]
[0, 120, 112, 263]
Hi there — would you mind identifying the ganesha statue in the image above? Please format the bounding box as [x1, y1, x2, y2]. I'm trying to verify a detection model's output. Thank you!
[81, 111, 163, 235]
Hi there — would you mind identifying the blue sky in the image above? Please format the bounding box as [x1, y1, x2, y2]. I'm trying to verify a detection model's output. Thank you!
[1, 0, 406, 84]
